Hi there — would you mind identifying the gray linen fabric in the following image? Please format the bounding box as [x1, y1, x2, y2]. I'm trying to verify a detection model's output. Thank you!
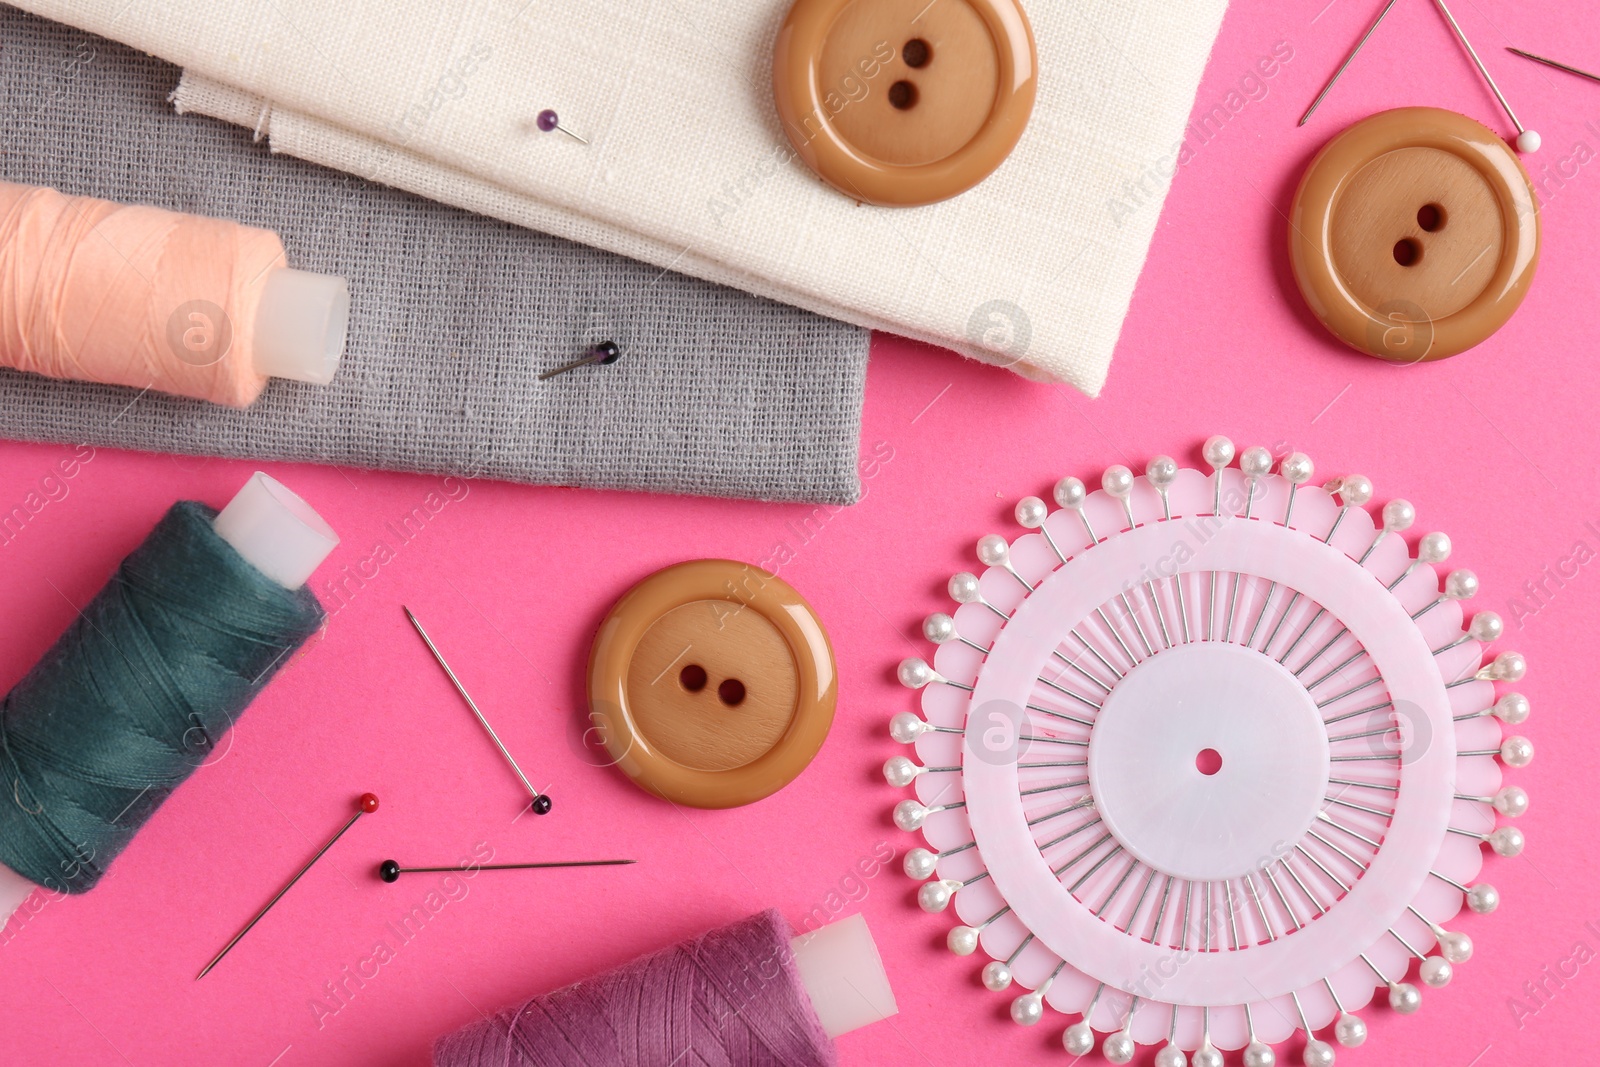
[0, 7, 868, 503]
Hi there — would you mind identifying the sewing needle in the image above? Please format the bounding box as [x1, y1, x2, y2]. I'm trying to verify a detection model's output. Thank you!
[1508, 47, 1600, 85]
[1300, 0, 1400, 126]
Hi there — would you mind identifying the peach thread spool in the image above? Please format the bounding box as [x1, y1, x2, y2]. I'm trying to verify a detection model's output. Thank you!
[0, 180, 349, 406]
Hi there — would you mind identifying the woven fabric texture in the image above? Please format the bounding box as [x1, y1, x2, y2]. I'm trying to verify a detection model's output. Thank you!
[0, 8, 870, 504]
[7, 0, 1229, 394]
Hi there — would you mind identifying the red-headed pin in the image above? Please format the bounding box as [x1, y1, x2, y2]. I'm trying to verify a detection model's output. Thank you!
[197, 793, 379, 979]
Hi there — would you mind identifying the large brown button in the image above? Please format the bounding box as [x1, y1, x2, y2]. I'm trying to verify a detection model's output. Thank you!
[1289, 107, 1540, 362]
[587, 560, 836, 808]
[772, 0, 1037, 206]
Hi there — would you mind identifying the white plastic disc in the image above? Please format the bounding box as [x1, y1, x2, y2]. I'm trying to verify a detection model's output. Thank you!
[888, 445, 1528, 1057]
[1090, 643, 1328, 883]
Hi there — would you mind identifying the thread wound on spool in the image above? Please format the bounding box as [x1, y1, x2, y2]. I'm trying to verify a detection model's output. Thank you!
[0, 180, 286, 406]
[432, 910, 838, 1067]
[0, 502, 325, 894]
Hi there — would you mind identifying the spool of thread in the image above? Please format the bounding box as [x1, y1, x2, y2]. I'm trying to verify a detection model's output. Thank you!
[0, 180, 350, 406]
[433, 910, 897, 1067]
[0, 472, 339, 923]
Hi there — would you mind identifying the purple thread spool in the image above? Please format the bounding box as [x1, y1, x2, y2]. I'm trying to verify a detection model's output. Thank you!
[535, 109, 588, 144]
[432, 910, 895, 1067]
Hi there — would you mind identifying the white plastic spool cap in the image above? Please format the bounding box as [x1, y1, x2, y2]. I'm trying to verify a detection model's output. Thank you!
[214, 472, 339, 589]
[252, 268, 350, 386]
[790, 913, 898, 1038]
[0, 866, 34, 928]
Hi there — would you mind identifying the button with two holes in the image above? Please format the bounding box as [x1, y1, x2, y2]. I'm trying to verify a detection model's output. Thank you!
[675, 659, 748, 716]
[1289, 107, 1540, 362]
[587, 560, 836, 808]
[772, 0, 1037, 206]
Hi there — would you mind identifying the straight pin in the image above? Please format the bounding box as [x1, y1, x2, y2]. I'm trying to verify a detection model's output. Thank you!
[1020, 777, 1090, 797]
[1049, 649, 1112, 692]
[1027, 700, 1097, 727]
[380, 858, 633, 881]
[1068, 843, 1125, 893]
[1304, 646, 1370, 691]
[1100, 469, 1161, 654]
[1248, 447, 1312, 646]
[535, 108, 589, 144]
[1204, 436, 1234, 517]
[1265, 476, 1364, 653]
[1316, 675, 1382, 708]
[405, 607, 552, 815]
[1245, 872, 1277, 940]
[1052, 831, 1114, 876]
[1173, 572, 1193, 644]
[1072, 629, 1124, 679]
[1224, 435, 1263, 623]
[926, 607, 990, 658]
[1095, 858, 1140, 916]
[1145, 579, 1174, 649]
[1052, 476, 1099, 544]
[1280, 857, 1329, 915]
[1180, 878, 1194, 951]
[1016, 496, 1069, 565]
[1035, 816, 1104, 853]
[950, 572, 1011, 621]
[539, 340, 621, 381]
[1278, 605, 1329, 665]
[1151, 875, 1173, 943]
[1433, 0, 1541, 151]
[198, 793, 379, 979]
[1026, 795, 1097, 829]
[1324, 698, 1393, 726]
[1127, 865, 1159, 931]
[1264, 865, 1301, 930]
[978, 533, 1035, 593]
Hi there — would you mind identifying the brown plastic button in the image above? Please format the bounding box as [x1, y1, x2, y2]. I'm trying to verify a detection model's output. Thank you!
[772, 0, 1037, 206]
[587, 560, 837, 808]
[1289, 107, 1540, 363]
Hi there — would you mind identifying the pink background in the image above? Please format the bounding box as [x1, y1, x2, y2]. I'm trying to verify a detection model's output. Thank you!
[1, 0, 1595, 1063]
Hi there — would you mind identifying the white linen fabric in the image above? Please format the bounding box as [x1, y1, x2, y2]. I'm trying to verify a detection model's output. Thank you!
[7, 0, 1228, 394]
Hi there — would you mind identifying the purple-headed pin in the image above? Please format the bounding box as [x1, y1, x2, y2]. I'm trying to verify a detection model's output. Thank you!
[536, 109, 588, 144]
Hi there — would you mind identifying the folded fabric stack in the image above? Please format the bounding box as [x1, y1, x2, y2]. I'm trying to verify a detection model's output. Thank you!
[0, 7, 870, 504]
[8, 0, 1228, 394]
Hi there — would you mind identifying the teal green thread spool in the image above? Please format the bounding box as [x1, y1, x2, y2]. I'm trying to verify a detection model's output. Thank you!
[0, 473, 337, 919]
